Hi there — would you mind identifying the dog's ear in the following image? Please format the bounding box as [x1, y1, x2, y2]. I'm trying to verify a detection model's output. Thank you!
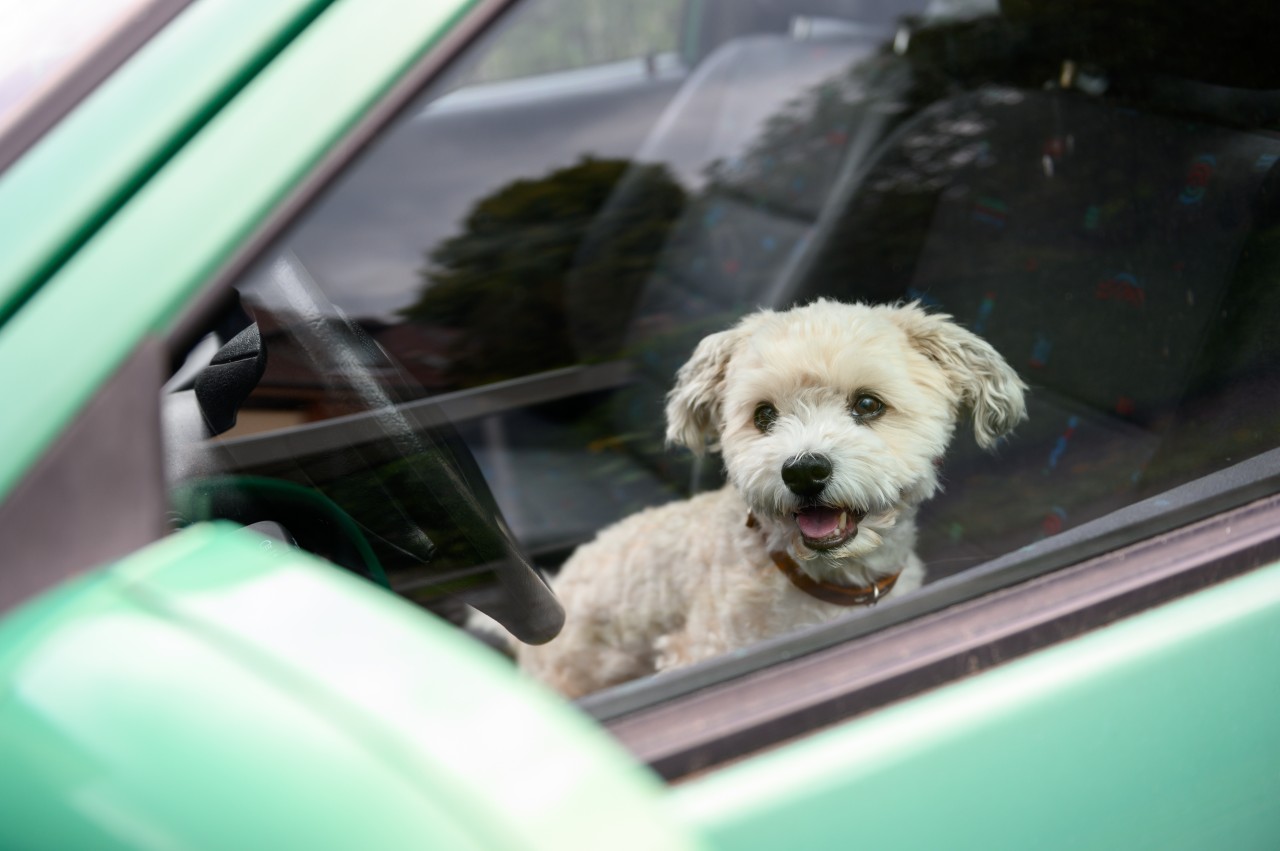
[890, 303, 1028, 449]
[665, 327, 742, 454]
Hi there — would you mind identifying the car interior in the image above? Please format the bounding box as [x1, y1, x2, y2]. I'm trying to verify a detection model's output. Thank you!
[161, 0, 1280, 704]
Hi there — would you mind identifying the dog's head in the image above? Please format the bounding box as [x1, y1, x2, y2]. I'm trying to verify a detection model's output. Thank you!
[666, 299, 1027, 566]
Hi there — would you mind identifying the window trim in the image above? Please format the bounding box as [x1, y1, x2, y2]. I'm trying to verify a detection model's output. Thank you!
[0, 339, 169, 615]
[598, 479, 1280, 780]
[581, 448, 1280, 722]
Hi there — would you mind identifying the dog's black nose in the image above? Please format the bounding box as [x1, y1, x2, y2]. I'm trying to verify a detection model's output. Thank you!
[782, 453, 832, 498]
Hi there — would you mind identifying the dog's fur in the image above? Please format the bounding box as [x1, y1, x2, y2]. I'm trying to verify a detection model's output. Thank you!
[516, 300, 1026, 697]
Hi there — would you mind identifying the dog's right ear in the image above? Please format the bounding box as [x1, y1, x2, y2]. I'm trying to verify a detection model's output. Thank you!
[665, 327, 741, 454]
[888, 302, 1028, 450]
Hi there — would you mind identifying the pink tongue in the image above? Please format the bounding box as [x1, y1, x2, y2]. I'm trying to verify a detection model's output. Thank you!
[796, 506, 841, 539]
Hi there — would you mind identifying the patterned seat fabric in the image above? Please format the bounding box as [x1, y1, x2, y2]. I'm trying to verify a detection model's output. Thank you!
[589, 64, 1280, 578]
[804, 88, 1280, 573]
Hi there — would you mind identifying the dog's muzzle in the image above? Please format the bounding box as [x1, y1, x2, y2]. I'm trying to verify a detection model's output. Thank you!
[781, 453, 865, 550]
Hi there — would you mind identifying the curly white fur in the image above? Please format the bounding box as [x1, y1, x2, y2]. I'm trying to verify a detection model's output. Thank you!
[516, 300, 1027, 698]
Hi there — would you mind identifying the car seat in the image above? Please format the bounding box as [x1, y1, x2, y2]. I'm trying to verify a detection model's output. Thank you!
[564, 4, 1280, 580]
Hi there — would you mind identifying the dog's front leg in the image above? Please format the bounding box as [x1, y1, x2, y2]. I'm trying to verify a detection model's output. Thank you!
[652, 591, 739, 672]
[653, 630, 698, 672]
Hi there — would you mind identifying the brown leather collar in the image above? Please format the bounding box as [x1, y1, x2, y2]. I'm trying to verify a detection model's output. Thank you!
[769, 549, 900, 606]
[748, 512, 900, 607]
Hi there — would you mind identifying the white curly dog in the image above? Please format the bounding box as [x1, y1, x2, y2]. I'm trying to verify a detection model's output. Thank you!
[516, 299, 1026, 697]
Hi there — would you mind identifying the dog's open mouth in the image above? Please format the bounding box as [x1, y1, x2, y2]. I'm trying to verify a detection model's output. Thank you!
[794, 505, 864, 550]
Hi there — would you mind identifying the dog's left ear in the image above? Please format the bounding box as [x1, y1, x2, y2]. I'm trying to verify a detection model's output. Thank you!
[890, 304, 1028, 449]
[665, 326, 743, 454]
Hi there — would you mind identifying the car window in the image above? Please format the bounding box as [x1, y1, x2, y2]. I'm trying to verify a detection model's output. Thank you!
[450, 0, 683, 86]
[167, 0, 1280, 706]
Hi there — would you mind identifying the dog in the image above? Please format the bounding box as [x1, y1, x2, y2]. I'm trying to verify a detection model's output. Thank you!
[514, 299, 1027, 698]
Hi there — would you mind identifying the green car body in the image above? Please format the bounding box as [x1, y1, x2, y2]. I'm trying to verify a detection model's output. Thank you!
[2, 1, 1279, 848]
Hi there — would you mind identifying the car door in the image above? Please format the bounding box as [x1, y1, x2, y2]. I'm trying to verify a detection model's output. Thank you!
[3, 0, 1280, 847]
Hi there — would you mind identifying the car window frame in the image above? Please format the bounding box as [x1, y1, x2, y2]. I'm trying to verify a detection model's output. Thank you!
[161, 0, 1280, 781]
[598, 460, 1280, 778]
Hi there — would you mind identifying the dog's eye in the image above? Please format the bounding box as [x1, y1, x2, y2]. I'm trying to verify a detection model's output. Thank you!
[851, 394, 885, 419]
[753, 403, 778, 433]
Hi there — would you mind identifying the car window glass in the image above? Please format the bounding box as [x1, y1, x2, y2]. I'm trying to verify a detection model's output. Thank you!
[450, 0, 683, 86]
[167, 0, 1280, 705]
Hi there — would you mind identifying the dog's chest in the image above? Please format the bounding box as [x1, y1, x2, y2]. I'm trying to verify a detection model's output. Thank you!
[708, 548, 853, 647]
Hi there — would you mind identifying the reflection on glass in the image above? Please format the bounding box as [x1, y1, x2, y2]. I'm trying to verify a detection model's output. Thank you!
[167, 0, 1280, 698]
